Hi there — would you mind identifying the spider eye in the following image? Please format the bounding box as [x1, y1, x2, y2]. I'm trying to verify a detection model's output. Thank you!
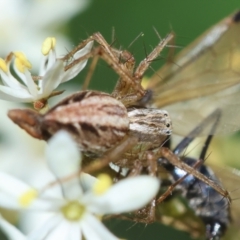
[166, 123, 171, 128]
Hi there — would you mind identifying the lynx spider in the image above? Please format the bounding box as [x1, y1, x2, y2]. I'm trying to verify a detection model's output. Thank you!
[8, 32, 230, 223]
[63, 32, 229, 194]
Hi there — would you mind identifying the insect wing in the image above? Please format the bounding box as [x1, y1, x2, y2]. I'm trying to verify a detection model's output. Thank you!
[148, 11, 240, 136]
[207, 165, 240, 240]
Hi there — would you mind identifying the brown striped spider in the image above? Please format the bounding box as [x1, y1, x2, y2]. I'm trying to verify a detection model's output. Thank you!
[8, 32, 230, 228]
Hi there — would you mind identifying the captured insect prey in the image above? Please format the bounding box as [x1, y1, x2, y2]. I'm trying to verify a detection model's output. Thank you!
[147, 10, 240, 136]
[158, 137, 240, 240]
[158, 116, 230, 240]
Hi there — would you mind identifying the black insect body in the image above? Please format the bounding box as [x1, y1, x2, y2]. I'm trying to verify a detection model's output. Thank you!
[161, 157, 230, 240]
[159, 134, 231, 240]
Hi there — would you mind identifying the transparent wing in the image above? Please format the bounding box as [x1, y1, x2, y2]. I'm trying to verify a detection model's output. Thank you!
[147, 11, 240, 135]
[209, 164, 240, 240]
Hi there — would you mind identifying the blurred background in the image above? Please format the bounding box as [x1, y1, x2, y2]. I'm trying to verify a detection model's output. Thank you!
[0, 0, 240, 239]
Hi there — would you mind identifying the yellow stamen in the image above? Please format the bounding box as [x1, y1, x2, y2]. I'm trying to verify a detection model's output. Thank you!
[41, 37, 56, 55]
[18, 189, 38, 207]
[14, 58, 25, 73]
[0, 58, 8, 73]
[14, 52, 32, 73]
[61, 201, 85, 221]
[93, 174, 112, 195]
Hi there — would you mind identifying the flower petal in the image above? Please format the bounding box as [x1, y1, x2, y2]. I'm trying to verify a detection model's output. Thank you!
[0, 172, 60, 211]
[38, 55, 49, 77]
[24, 71, 38, 98]
[0, 70, 26, 90]
[46, 131, 81, 179]
[28, 214, 62, 240]
[11, 64, 38, 99]
[79, 173, 97, 192]
[42, 220, 71, 240]
[40, 60, 65, 98]
[67, 222, 82, 240]
[39, 49, 57, 77]
[12, 61, 28, 86]
[29, 217, 82, 240]
[0, 85, 33, 102]
[88, 176, 160, 214]
[46, 131, 83, 199]
[0, 192, 24, 209]
[81, 213, 118, 240]
[61, 41, 94, 83]
[0, 191, 63, 211]
[0, 172, 32, 197]
[0, 216, 26, 240]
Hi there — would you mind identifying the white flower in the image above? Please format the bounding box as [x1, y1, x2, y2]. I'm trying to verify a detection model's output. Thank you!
[0, 39, 93, 109]
[0, 0, 91, 67]
[0, 131, 160, 240]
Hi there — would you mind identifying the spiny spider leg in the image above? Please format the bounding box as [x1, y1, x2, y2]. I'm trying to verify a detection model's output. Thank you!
[112, 33, 174, 104]
[62, 32, 135, 77]
[159, 109, 231, 201]
[62, 32, 173, 106]
[159, 109, 231, 240]
[157, 136, 211, 204]
[93, 32, 136, 72]
[82, 55, 100, 91]
[130, 110, 223, 224]
[81, 135, 137, 175]
[134, 33, 174, 79]
[161, 148, 230, 200]
[63, 34, 144, 106]
[39, 135, 138, 194]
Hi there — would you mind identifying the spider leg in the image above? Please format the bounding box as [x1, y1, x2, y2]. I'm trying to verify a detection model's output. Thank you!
[158, 109, 230, 201]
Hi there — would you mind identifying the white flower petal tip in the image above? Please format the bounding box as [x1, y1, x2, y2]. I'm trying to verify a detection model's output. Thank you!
[61, 40, 94, 82]
[46, 131, 81, 179]
[0, 172, 32, 196]
[91, 176, 160, 214]
[82, 214, 119, 240]
[0, 216, 26, 240]
[74, 41, 94, 58]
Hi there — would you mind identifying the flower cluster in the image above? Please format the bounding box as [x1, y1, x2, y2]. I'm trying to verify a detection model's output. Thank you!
[0, 35, 160, 240]
[0, 37, 93, 110]
[0, 131, 160, 240]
